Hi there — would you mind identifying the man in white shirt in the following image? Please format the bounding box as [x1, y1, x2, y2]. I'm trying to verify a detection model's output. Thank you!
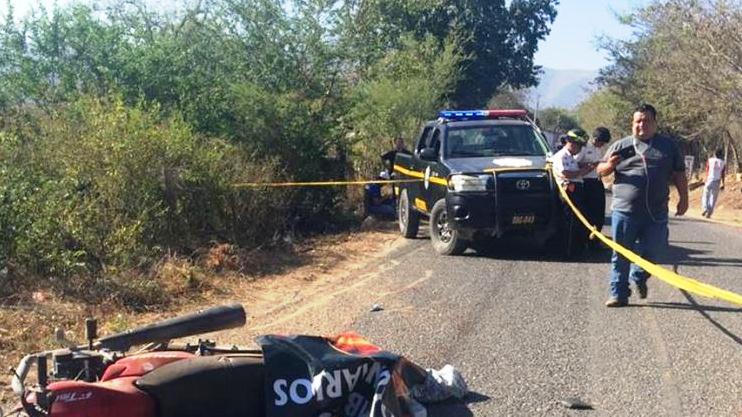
[575, 127, 611, 243]
[701, 149, 726, 218]
[552, 129, 593, 186]
[551, 129, 594, 255]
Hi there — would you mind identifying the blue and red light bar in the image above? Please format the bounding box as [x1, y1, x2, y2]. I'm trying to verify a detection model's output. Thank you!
[438, 109, 528, 121]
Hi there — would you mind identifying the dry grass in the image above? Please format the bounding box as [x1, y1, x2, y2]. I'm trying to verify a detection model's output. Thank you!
[0, 222, 400, 407]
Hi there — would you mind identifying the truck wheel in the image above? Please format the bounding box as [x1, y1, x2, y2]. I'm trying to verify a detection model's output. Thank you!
[430, 199, 467, 255]
[398, 189, 420, 238]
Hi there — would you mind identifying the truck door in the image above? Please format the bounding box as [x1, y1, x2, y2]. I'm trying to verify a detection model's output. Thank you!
[421, 127, 447, 208]
[400, 125, 433, 212]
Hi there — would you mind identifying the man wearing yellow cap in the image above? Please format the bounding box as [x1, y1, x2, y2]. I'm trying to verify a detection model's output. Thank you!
[551, 128, 595, 256]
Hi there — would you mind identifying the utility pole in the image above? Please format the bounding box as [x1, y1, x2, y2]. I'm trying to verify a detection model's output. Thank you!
[534, 94, 540, 122]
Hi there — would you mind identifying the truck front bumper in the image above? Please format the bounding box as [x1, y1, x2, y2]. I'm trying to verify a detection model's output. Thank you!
[445, 191, 559, 240]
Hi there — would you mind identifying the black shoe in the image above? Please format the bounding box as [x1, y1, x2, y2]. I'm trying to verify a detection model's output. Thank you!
[636, 281, 648, 299]
[605, 298, 628, 307]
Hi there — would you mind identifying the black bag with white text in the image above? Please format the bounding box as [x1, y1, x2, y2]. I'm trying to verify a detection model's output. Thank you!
[258, 333, 427, 417]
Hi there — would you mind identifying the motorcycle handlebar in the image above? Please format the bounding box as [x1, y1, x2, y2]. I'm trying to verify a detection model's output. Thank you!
[11, 354, 33, 395]
[10, 304, 247, 396]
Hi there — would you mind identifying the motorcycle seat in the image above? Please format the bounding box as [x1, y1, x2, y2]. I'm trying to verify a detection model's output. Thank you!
[136, 354, 265, 417]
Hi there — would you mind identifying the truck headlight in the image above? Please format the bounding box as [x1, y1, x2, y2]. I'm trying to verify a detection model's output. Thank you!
[448, 174, 490, 192]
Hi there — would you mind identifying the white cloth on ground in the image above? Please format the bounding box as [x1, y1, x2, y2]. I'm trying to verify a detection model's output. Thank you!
[411, 364, 469, 403]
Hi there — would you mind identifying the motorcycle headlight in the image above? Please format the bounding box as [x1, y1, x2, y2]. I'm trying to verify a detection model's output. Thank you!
[448, 174, 490, 192]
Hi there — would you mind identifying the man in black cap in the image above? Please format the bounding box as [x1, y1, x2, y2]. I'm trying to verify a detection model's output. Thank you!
[576, 127, 612, 247]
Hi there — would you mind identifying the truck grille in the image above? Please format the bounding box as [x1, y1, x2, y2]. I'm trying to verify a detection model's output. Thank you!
[495, 171, 552, 228]
[497, 172, 549, 194]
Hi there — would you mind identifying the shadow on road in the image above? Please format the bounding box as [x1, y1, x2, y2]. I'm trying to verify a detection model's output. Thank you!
[676, 290, 742, 345]
[664, 243, 742, 268]
[426, 391, 490, 417]
[641, 301, 742, 314]
[627, 292, 742, 346]
[610, 241, 742, 345]
[462, 237, 613, 265]
[670, 240, 714, 245]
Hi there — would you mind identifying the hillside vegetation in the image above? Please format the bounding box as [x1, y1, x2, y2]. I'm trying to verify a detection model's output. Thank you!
[0, 0, 557, 309]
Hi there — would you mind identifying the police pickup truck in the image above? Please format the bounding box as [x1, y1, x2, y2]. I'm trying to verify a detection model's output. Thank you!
[394, 109, 567, 255]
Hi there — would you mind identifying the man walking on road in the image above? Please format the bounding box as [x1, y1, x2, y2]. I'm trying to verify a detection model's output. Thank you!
[596, 104, 689, 307]
[701, 149, 726, 218]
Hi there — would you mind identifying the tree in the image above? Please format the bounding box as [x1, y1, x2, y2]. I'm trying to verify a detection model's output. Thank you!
[598, 0, 742, 170]
[343, 0, 558, 107]
[0, 0, 567, 289]
[487, 88, 530, 109]
[537, 107, 580, 133]
[345, 35, 462, 176]
[576, 88, 632, 140]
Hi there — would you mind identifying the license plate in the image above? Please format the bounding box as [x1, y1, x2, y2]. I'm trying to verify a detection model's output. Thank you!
[512, 215, 535, 225]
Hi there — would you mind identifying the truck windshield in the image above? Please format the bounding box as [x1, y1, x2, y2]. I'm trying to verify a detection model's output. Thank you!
[445, 125, 548, 158]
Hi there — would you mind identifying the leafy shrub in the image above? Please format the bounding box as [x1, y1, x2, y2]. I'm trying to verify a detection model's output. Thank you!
[345, 36, 462, 177]
[0, 96, 291, 305]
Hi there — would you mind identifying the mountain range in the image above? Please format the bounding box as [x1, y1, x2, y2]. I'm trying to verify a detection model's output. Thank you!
[528, 67, 599, 110]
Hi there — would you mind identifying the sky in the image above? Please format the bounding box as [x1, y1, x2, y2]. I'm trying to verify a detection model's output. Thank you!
[3, 0, 71, 16]
[534, 0, 651, 71]
[5, 0, 648, 72]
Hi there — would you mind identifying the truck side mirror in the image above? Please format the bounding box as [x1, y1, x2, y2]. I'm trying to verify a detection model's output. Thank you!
[419, 148, 438, 161]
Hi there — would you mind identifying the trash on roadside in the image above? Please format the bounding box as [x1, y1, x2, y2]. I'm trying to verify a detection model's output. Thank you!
[411, 364, 469, 403]
[370, 303, 384, 312]
[558, 397, 593, 410]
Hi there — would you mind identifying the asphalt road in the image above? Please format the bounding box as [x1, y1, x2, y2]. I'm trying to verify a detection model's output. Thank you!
[352, 215, 742, 416]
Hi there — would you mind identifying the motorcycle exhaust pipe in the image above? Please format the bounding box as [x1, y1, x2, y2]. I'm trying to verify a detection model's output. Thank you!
[97, 303, 247, 352]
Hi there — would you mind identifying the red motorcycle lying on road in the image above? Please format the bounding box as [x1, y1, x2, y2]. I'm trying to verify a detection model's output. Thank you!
[4, 304, 267, 417]
[3, 304, 436, 417]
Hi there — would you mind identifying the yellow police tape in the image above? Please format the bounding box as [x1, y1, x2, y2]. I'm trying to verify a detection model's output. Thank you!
[231, 168, 742, 306]
[233, 179, 422, 188]
[556, 179, 742, 306]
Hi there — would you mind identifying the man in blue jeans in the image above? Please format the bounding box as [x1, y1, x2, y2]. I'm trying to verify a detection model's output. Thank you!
[597, 104, 689, 307]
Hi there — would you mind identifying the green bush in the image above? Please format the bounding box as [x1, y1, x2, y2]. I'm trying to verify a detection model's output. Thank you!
[346, 36, 462, 177]
[0, 96, 290, 304]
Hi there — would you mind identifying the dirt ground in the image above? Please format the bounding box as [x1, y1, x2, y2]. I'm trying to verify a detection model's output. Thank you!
[1, 175, 740, 408]
[0, 219, 407, 407]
